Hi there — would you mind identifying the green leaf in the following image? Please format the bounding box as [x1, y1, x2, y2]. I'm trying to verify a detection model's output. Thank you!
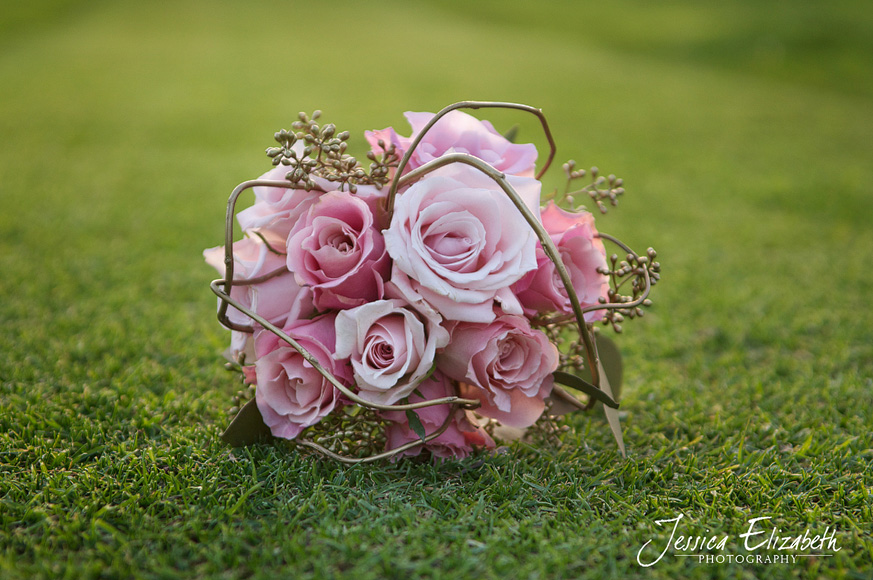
[405, 409, 427, 443]
[552, 371, 619, 409]
[221, 399, 274, 447]
[551, 335, 624, 409]
[502, 124, 520, 143]
[578, 334, 623, 397]
[550, 335, 626, 455]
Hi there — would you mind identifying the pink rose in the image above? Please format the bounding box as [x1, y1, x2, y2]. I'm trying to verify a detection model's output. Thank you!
[513, 201, 609, 322]
[236, 161, 323, 239]
[381, 373, 495, 460]
[437, 314, 558, 428]
[384, 164, 540, 323]
[204, 233, 314, 357]
[253, 313, 352, 440]
[334, 299, 449, 406]
[237, 157, 391, 236]
[347, 183, 391, 230]
[286, 190, 389, 310]
[367, 110, 538, 177]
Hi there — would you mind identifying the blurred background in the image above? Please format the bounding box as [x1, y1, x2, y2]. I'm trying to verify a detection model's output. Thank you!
[4, 0, 870, 374]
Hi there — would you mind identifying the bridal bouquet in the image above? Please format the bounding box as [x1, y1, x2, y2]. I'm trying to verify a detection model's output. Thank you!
[205, 101, 659, 462]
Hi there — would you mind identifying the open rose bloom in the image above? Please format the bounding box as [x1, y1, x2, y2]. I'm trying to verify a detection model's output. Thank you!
[206, 102, 658, 462]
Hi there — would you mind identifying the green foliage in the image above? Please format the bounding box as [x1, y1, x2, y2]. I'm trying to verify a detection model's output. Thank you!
[405, 410, 428, 443]
[1, 1, 871, 578]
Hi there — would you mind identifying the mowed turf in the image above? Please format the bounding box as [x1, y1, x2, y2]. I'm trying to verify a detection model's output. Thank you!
[1, 1, 871, 578]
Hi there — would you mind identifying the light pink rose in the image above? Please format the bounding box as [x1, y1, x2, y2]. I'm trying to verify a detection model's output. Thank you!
[253, 313, 352, 439]
[204, 233, 314, 357]
[384, 164, 540, 323]
[236, 161, 323, 239]
[437, 314, 558, 428]
[348, 183, 391, 230]
[237, 155, 392, 236]
[513, 201, 609, 322]
[381, 373, 495, 460]
[334, 299, 449, 406]
[367, 110, 538, 177]
[286, 190, 389, 310]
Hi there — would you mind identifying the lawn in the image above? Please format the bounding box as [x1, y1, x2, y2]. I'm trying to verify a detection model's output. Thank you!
[1, 0, 871, 578]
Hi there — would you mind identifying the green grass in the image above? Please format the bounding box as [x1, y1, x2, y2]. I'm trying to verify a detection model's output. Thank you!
[1, 0, 872, 578]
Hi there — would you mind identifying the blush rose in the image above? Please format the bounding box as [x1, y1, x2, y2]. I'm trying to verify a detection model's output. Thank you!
[366, 110, 538, 177]
[286, 189, 389, 310]
[235, 160, 323, 239]
[513, 201, 609, 322]
[334, 299, 449, 406]
[384, 164, 540, 323]
[253, 313, 352, 440]
[203, 232, 314, 357]
[437, 314, 558, 428]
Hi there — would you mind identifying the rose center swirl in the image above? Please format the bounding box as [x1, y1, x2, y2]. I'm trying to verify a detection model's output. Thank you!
[364, 337, 395, 369]
[421, 212, 484, 272]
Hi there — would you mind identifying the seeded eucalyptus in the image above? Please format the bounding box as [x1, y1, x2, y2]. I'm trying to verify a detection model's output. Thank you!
[535, 161, 661, 336]
[597, 241, 661, 333]
[547, 160, 626, 215]
[266, 110, 400, 193]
